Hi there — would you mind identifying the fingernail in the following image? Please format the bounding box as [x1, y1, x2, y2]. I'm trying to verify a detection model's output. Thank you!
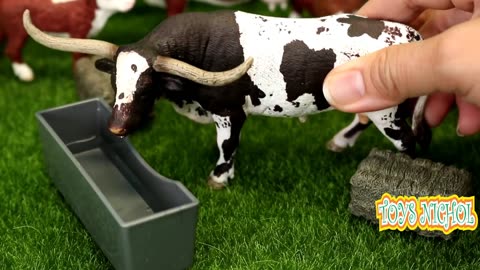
[323, 71, 365, 105]
[456, 126, 465, 137]
[323, 70, 366, 106]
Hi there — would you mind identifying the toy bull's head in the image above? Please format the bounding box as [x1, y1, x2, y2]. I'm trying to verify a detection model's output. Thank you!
[23, 10, 252, 136]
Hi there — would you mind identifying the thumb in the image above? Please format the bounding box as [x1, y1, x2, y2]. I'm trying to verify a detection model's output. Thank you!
[322, 35, 445, 112]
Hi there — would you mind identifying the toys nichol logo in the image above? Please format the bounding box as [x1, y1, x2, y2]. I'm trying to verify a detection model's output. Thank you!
[375, 193, 478, 234]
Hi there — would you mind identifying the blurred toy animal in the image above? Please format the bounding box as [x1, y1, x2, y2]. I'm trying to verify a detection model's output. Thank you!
[193, 0, 251, 6]
[143, 0, 187, 16]
[291, 0, 366, 17]
[261, 0, 288, 12]
[0, 0, 135, 81]
[24, 10, 430, 189]
[144, 0, 250, 13]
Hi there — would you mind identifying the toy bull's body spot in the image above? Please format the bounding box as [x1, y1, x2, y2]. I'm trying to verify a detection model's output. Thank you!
[172, 101, 213, 124]
[337, 15, 385, 39]
[280, 41, 334, 111]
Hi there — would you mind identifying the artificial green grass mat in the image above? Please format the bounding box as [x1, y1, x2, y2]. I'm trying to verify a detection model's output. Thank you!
[0, 1, 479, 269]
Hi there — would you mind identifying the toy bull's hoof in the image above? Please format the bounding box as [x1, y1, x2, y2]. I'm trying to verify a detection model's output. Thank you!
[326, 139, 346, 152]
[298, 116, 308, 123]
[12, 62, 34, 82]
[207, 176, 228, 189]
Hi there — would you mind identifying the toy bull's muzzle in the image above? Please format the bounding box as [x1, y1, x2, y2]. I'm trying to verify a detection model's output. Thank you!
[108, 103, 141, 136]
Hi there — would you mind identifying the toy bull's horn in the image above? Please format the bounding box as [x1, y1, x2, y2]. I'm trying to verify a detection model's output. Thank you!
[153, 56, 253, 86]
[23, 10, 118, 58]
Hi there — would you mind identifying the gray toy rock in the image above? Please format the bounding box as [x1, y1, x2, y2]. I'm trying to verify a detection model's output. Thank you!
[74, 55, 115, 105]
[349, 148, 473, 239]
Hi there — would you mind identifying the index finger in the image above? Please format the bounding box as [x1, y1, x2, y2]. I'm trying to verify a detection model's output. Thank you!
[357, 0, 456, 22]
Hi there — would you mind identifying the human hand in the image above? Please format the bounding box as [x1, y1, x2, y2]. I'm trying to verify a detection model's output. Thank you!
[323, 0, 480, 136]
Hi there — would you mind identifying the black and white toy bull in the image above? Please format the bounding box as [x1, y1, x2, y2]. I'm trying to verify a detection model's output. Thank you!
[23, 9, 430, 188]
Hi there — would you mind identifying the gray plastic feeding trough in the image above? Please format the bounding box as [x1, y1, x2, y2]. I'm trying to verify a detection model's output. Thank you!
[36, 98, 199, 270]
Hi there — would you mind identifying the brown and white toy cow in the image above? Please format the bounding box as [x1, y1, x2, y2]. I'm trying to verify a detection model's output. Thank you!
[0, 0, 135, 81]
[262, 0, 289, 12]
[24, 10, 430, 188]
[290, 0, 366, 18]
[144, 0, 250, 11]
[143, 0, 187, 16]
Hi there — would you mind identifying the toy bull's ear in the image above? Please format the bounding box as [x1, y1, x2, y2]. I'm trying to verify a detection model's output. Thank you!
[95, 58, 115, 74]
[163, 77, 183, 92]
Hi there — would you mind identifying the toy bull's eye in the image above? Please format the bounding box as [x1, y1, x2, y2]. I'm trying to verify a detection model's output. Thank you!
[131, 64, 137, 72]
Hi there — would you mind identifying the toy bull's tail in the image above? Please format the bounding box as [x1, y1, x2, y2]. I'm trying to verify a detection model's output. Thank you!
[412, 95, 431, 150]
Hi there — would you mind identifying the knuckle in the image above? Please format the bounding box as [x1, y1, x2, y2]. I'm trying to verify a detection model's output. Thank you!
[432, 34, 460, 92]
[367, 48, 403, 101]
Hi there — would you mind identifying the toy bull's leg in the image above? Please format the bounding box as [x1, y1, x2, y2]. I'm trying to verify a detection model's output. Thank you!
[208, 111, 246, 189]
[365, 107, 416, 156]
[267, 2, 276, 11]
[6, 30, 34, 81]
[327, 114, 371, 152]
[166, 0, 187, 16]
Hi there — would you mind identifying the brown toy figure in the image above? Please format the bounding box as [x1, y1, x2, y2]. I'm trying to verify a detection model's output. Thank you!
[291, 0, 366, 18]
[141, 0, 187, 16]
[165, 0, 187, 16]
[194, 0, 251, 6]
[261, 0, 289, 12]
[144, 0, 249, 13]
[0, 0, 135, 81]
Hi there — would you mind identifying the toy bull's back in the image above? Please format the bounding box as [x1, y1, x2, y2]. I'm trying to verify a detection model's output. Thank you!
[23, 10, 430, 189]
